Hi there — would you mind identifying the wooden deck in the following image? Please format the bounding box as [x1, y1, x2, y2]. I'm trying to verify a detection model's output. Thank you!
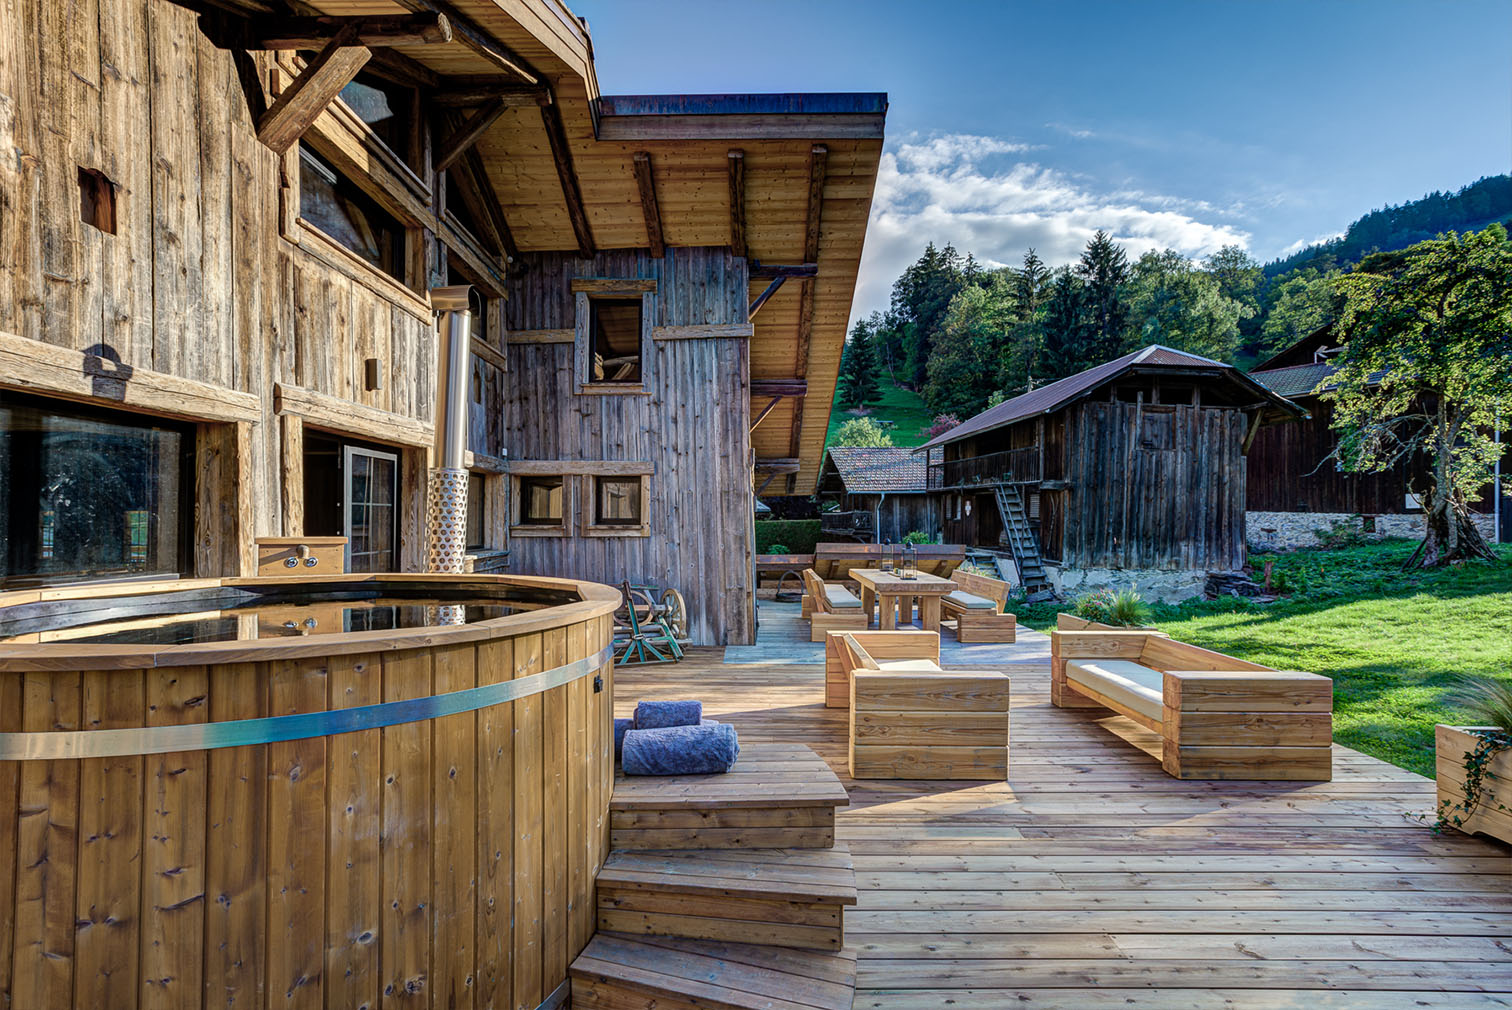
[616, 647, 1512, 1009]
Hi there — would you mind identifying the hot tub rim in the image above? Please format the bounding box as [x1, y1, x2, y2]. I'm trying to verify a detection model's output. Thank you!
[0, 572, 623, 672]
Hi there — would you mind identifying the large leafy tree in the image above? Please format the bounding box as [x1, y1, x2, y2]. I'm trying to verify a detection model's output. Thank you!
[1259, 268, 1338, 360]
[1076, 230, 1130, 362]
[836, 317, 882, 408]
[1205, 244, 1263, 341]
[832, 416, 894, 447]
[924, 275, 1016, 417]
[1324, 225, 1512, 567]
[1125, 249, 1244, 360]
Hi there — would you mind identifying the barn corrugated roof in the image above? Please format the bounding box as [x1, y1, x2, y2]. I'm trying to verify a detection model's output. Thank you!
[1250, 362, 1337, 399]
[917, 345, 1282, 451]
[822, 447, 927, 492]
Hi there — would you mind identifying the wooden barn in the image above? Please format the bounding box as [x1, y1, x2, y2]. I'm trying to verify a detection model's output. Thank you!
[1246, 330, 1508, 545]
[0, 0, 885, 646]
[815, 446, 938, 542]
[919, 345, 1299, 594]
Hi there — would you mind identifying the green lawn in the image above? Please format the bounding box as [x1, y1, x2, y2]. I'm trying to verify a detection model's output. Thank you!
[1014, 540, 1512, 778]
[826, 382, 937, 448]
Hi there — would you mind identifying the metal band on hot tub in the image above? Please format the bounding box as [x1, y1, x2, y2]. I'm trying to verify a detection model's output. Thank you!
[0, 644, 615, 760]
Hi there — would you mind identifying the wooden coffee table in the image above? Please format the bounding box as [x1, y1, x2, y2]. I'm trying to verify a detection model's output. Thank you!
[849, 568, 957, 632]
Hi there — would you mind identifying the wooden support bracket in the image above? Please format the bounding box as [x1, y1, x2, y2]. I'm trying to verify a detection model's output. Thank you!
[750, 396, 783, 433]
[633, 152, 665, 258]
[390, 0, 538, 82]
[748, 275, 787, 320]
[258, 26, 372, 155]
[435, 97, 510, 172]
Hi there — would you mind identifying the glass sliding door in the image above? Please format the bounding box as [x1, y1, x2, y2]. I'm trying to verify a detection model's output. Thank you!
[343, 445, 399, 573]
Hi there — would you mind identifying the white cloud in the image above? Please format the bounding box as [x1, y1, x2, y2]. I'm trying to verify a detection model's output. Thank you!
[1276, 230, 1346, 257]
[850, 134, 1252, 328]
[1045, 122, 1095, 139]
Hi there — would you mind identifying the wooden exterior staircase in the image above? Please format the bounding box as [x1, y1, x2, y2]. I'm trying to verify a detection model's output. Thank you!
[569, 742, 858, 1010]
[992, 483, 1054, 596]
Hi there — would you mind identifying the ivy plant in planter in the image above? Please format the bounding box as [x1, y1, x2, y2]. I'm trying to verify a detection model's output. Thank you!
[1434, 678, 1512, 843]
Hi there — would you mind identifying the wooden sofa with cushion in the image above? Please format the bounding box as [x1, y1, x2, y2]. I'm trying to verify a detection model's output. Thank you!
[1051, 630, 1333, 780]
[801, 568, 868, 642]
[939, 569, 1017, 643]
[827, 631, 1010, 780]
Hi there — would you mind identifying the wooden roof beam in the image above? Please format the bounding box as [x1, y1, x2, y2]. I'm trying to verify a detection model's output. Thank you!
[257, 25, 371, 155]
[247, 13, 452, 49]
[433, 84, 550, 108]
[754, 458, 802, 474]
[750, 262, 818, 279]
[728, 149, 746, 259]
[751, 379, 807, 397]
[390, 0, 538, 82]
[633, 152, 665, 258]
[784, 142, 828, 484]
[434, 97, 510, 172]
[539, 99, 595, 258]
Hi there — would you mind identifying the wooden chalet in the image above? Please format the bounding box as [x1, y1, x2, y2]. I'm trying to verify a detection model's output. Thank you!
[918, 345, 1299, 592]
[814, 446, 937, 542]
[1247, 331, 1508, 544]
[0, 0, 886, 646]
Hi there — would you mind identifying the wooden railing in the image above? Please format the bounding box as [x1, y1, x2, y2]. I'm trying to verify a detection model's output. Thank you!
[928, 447, 1042, 489]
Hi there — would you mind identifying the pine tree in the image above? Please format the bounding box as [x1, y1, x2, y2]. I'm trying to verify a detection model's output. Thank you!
[836, 319, 882, 408]
[1076, 230, 1130, 362]
[1039, 267, 1086, 380]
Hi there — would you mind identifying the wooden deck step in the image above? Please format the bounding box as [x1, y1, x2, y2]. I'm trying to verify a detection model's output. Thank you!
[597, 843, 858, 950]
[570, 932, 857, 1010]
[610, 742, 849, 850]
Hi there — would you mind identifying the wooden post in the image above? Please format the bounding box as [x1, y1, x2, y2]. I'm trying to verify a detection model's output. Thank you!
[257, 25, 373, 154]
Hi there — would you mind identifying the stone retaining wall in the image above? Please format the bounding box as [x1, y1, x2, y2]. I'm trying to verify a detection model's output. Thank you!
[1046, 565, 1210, 605]
[1246, 511, 1497, 551]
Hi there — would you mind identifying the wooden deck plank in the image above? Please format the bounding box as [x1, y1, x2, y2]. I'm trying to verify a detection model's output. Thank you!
[615, 647, 1512, 1007]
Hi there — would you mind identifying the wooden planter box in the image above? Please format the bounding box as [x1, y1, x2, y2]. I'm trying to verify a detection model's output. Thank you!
[1056, 613, 1156, 632]
[1436, 724, 1512, 844]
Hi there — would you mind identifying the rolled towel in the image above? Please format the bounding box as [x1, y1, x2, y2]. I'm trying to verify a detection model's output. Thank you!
[633, 699, 702, 730]
[615, 717, 716, 762]
[621, 722, 740, 776]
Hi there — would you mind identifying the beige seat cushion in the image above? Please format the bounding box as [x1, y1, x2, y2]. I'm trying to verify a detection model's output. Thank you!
[824, 585, 862, 609]
[944, 589, 996, 610]
[876, 659, 944, 673]
[1065, 660, 1164, 723]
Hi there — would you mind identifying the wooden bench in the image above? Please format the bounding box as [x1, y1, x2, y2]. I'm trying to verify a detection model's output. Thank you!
[801, 568, 868, 642]
[832, 632, 1009, 780]
[939, 569, 1017, 643]
[812, 542, 966, 582]
[1051, 630, 1333, 780]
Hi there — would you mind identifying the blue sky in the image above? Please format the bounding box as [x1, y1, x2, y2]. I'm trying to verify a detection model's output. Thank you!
[575, 1, 1512, 322]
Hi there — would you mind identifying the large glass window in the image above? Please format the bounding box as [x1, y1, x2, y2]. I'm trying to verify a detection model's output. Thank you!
[0, 393, 192, 587]
[517, 476, 564, 526]
[299, 143, 407, 283]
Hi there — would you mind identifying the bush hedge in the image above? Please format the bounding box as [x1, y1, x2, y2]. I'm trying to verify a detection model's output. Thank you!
[755, 519, 822, 554]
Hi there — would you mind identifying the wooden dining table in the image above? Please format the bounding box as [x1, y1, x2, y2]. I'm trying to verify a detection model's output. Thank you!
[849, 568, 958, 632]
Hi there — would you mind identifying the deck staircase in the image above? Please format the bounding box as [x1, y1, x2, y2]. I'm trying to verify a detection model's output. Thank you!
[991, 484, 1054, 597]
[569, 742, 858, 1010]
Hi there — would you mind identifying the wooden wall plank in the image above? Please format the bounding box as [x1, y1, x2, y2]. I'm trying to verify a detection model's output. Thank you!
[325, 653, 382, 1010]
[432, 643, 478, 1010]
[381, 649, 433, 1007]
[474, 637, 515, 1010]
[512, 631, 545, 1008]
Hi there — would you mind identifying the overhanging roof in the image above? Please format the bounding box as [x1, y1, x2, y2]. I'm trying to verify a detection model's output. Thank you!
[819, 447, 928, 494]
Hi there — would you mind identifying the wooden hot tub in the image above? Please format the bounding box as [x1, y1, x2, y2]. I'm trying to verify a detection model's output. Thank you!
[0, 573, 620, 1010]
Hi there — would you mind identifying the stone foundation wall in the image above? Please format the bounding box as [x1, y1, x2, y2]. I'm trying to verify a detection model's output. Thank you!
[1246, 511, 1497, 551]
[1047, 565, 1209, 605]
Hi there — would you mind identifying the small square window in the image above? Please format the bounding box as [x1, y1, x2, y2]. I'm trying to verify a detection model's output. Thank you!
[583, 474, 649, 537]
[517, 476, 564, 526]
[299, 143, 407, 284]
[465, 472, 486, 549]
[588, 298, 642, 384]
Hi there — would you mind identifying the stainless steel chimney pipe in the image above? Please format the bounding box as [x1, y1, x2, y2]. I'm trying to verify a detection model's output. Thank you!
[426, 284, 477, 578]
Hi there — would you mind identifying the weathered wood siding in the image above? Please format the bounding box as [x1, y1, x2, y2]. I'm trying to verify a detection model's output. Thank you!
[0, 0, 449, 572]
[1246, 397, 1419, 514]
[504, 248, 754, 645]
[846, 493, 938, 543]
[1063, 401, 1247, 570]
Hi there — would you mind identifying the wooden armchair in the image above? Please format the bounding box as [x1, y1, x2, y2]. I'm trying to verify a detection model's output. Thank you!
[939, 569, 1016, 643]
[800, 568, 868, 642]
[1050, 630, 1333, 780]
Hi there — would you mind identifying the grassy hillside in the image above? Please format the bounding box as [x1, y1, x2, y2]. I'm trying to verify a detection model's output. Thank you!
[826, 382, 937, 448]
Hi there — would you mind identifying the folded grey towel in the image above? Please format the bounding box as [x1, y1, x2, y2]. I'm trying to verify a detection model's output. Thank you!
[633, 699, 702, 729]
[621, 722, 740, 776]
